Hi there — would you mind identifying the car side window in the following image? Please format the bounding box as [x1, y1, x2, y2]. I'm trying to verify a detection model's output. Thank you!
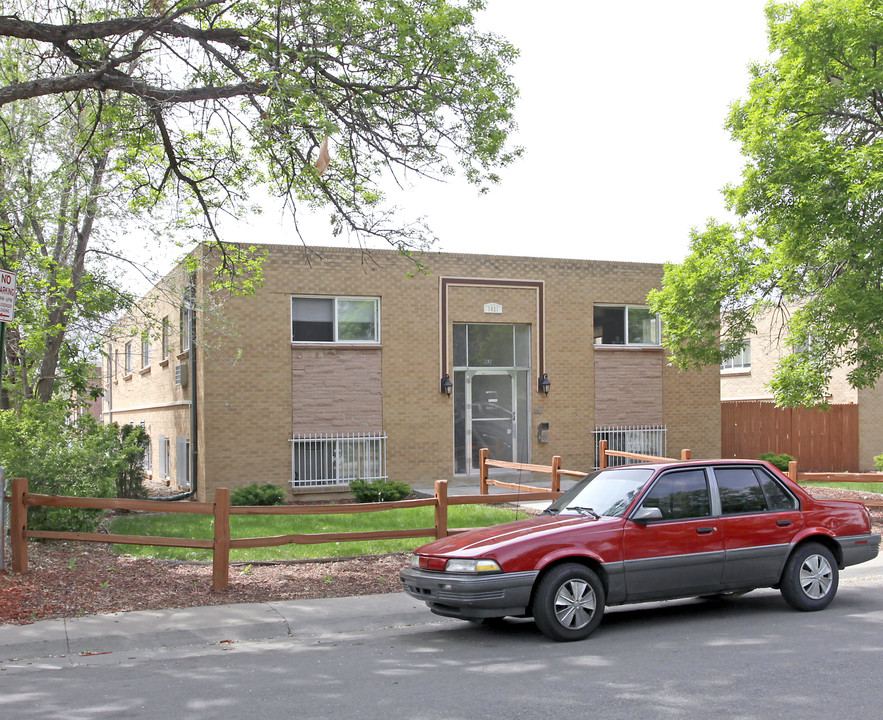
[754, 468, 799, 511]
[715, 468, 768, 514]
[639, 470, 711, 520]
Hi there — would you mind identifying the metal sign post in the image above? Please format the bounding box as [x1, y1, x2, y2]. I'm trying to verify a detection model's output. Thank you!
[0, 269, 17, 571]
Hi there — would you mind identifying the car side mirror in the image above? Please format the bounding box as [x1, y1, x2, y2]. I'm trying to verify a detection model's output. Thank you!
[632, 506, 663, 524]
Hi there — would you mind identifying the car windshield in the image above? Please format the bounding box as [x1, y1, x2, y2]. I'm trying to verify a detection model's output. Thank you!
[545, 467, 655, 518]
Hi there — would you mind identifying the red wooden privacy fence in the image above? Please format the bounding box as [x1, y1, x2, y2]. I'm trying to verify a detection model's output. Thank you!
[722, 401, 859, 471]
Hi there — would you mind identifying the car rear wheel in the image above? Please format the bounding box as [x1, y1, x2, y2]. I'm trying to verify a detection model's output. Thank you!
[780, 542, 838, 611]
[532, 563, 605, 642]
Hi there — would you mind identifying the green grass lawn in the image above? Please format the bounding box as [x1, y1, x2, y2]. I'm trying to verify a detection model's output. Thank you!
[799, 481, 883, 493]
[107, 504, 524, 562]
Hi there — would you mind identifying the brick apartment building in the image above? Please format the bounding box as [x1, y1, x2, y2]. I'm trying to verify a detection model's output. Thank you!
[104, 244, 721, 502]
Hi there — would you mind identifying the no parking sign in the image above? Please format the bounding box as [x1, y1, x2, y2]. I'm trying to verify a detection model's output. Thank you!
[0, 270, 16, 322]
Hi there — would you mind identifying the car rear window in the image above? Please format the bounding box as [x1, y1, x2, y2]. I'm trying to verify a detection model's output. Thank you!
[754, 468, 799, 511]
[714, 467, 799, 514]
[715, 467, 768, 514]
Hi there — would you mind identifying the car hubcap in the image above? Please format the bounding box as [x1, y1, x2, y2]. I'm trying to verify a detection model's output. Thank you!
[799, 554, 833, 599]
[554, 579, 596, 629]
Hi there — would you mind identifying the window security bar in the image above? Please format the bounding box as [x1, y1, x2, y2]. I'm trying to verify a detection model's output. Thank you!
[592, 425, 668, 468]
[289, 432, 388, 487]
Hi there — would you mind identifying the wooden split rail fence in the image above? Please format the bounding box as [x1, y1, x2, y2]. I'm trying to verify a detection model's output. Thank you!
[4, 447, 881, 592]
[4, 475, 560, 592]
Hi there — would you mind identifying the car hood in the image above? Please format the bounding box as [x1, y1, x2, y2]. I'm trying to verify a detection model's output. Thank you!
[415, 514, 621, 558]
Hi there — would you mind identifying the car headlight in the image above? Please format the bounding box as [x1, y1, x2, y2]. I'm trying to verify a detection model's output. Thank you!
[444, 558, 502, 573]
[409, 554, 421, 569]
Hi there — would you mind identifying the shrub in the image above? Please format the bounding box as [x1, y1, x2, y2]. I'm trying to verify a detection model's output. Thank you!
[758, 452, 796, 472]
[230, 483, 285, 506]
[114, 424, 149, 500]
[349, 479, 412, 503]
[0, 400, 117, 532]
[874, 454, 883, 472]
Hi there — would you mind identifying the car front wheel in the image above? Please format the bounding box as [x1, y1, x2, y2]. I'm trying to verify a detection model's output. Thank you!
[780, 542, 838, 611]
[532, 563, 605, 642]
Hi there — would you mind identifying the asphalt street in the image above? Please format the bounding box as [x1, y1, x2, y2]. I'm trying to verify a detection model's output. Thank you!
[1, 554, 881, 720]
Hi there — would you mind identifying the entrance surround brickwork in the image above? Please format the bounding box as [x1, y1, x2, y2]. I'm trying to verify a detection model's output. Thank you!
[105, 244, 721, 502]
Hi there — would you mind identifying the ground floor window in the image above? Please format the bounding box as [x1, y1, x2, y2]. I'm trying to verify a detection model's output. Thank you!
[175, 436, 190, 489]
[593, 425, 668, 467]
[290, 432, 387, 487]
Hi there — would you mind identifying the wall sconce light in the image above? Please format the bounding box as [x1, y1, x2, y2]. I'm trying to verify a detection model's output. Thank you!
[538, 373, 551, 395]
[440, 374, 453, 397]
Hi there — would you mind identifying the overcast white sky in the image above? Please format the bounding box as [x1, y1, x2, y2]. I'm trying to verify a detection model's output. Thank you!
[226, 0, 775, 266]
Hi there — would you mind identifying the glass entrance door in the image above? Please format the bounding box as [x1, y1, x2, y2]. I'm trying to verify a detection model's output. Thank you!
[452, 323, 531, 475]
[467, 371, 517, 470]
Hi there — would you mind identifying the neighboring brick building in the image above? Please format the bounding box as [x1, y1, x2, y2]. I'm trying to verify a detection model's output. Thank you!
[720, 306, 883, 470]
[104, 244, 721, 502]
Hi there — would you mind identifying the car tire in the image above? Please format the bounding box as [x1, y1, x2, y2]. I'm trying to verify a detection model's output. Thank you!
[532, 563, 605, 642]
[780, 542, 839, 612]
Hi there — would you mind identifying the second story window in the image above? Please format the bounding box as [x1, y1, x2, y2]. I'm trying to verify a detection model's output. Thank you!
[721, 343, 751, 372]
[594, 305, 661, 346]
[291, 296, 380, 343]
[124, 341, 133, 374]
[141, 331, 151, 368]
[161, 316, 170, 359]
[180, 304, 193, 352]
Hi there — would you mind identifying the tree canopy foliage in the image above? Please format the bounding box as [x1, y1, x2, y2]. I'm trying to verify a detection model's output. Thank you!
[649, 0, 883, 406]
[0, 0, 520, 405]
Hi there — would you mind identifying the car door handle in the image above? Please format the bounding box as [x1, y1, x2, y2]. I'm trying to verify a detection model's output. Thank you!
[697, 526, 717, 535]
[777, 519, 792, 527]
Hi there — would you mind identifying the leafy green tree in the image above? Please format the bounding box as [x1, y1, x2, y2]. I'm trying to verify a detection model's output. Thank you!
[649, 0, 883, 407]
[0, 0, 519, 405]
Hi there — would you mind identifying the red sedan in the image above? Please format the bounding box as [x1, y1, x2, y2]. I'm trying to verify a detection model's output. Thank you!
[401, 460, 880, 641]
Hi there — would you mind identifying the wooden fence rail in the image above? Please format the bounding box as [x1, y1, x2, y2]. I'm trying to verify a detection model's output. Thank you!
[4, 476, 559, 592]
[786, 460, 883, 508]
[478, 448, 584, 495]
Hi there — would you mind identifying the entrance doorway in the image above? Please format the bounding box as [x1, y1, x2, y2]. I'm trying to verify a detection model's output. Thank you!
[453, 324, 531, 474]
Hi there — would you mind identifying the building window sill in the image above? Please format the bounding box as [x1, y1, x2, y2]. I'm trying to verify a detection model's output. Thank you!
[123, 373, 133, 381]
[177, 350, 190, 360]
[159, 358, 170, 368]
[139, 366, 152, 376]
[720, 368, 752, 376]
[291, 342, 383, 350]
[593, 345, 663, 352]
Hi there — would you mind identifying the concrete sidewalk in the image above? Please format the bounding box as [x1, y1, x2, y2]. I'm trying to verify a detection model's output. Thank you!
[0, 592, 439, 664]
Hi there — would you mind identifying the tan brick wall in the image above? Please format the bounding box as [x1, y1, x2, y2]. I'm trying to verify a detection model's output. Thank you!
[291, 347, 382, 432]
[109, 245, 723, 500]
[663, 362, 721, 460]
[594, 349, 663, 426]
[858, 383, 883, 471]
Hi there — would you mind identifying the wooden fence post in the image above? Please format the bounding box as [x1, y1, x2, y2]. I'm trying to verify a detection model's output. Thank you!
[599, 440, 608, 469]
[212, 488, 231, 592]
[479, 448, 489, 494]
[435, 480, 448, 539]
[681, 449, 692, 461]
[10, 477, 28, 573]
[788, 460, 798, 483]
[551, 455, 562, 493]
